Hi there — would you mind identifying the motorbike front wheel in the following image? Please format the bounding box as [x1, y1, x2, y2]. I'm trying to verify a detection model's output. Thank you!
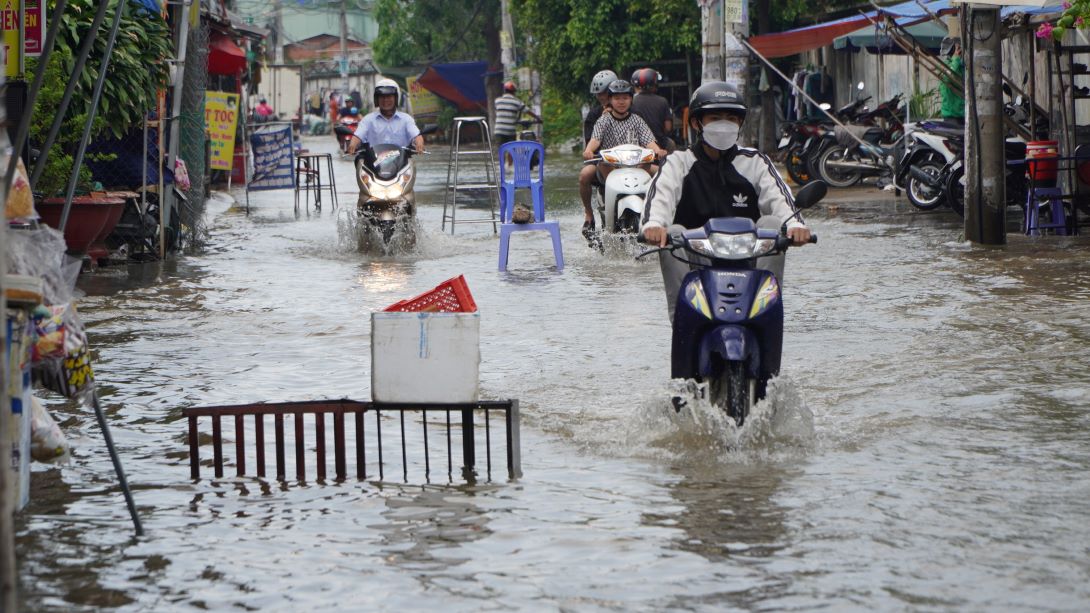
[785, 146, 812, 186]
[816, 144, 862, 188]
[618, 209, 641, 234]
[709, 360, 754, 426]
[907, 155, 947, 210]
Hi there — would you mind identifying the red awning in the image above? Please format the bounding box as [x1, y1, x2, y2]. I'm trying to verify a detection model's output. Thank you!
[209, 32, 247, 76]
[749, 16, 874, 59]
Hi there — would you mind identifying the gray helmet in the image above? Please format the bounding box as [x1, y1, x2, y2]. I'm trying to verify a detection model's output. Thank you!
[606, 79, 635, 97]
[590, 70, 618, 94]
[689, 80, 747, 121]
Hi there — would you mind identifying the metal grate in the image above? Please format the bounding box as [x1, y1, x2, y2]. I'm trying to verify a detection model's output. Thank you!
[183, 399, 521, 483]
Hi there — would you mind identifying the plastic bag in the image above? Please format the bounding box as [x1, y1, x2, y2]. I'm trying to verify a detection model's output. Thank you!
[5, 158, 36, 220]
[30, 396, 70, 463]
[31, 302, 95, 401]
[174, 158, 191, 192]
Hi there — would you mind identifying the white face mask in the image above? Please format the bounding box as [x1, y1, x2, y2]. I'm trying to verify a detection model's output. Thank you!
[701, 120, 740, 151]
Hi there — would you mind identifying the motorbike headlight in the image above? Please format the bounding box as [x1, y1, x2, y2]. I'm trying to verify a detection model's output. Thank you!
[371, 182, 403, 200]
[384, 183, 405, 199]
[688, 232, 774, 260]
[748, 275, 780, 318]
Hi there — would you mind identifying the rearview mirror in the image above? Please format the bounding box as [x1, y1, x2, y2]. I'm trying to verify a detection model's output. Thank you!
[420, 123, 439, 136]
[819, 103, 832, 110]
[857, 81, 865, 90]
[793, 180, 827, 210]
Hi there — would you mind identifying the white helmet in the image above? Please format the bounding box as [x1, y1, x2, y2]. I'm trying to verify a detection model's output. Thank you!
[590, 70, 618, 94]
[374, 77, 401, 107]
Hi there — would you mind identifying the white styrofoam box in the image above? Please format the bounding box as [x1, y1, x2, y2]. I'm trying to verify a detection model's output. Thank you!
[371, 312, 480, 403]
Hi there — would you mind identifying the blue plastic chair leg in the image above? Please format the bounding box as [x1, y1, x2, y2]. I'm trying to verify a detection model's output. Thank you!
[498, 226, 512, 271]
[548, 224, 564, 270]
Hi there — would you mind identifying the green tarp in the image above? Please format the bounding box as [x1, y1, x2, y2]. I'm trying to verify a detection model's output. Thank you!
[832, 21, 947, 54]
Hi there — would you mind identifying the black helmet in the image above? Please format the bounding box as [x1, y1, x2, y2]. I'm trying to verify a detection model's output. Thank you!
[606, 79, 634, 96]
[940, 36, 960, 58]
[631, 68, 658, 88]
[689, 80, 746, 121]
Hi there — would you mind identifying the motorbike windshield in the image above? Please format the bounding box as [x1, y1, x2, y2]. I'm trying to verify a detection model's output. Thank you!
[367, 145, 408, 181]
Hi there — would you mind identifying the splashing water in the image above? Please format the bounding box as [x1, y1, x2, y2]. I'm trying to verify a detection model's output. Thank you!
[622, 375, 816, 465]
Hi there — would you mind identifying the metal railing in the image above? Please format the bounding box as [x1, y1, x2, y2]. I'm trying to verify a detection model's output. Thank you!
[184, 399, 521, 483]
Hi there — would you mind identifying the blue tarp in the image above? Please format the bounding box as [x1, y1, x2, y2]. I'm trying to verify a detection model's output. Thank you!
[750, 0, 1062, 58]
[416, 62, 488, 112]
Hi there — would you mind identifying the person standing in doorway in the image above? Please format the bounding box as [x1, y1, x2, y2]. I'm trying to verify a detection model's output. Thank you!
[939, 37, 965, 125]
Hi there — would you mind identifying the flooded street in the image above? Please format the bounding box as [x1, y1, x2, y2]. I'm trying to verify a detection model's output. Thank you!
[16, 135, 1090, 611]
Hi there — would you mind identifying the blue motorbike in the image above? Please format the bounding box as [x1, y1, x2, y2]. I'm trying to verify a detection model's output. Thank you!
[639, 181, 825, 425]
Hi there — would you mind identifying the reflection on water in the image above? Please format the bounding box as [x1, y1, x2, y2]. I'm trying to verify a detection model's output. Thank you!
[15, 135, 1090, 611]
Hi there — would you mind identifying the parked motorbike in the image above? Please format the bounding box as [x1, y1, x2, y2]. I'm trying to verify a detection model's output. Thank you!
[898, 82, 1038, 216]
[637, 181, 826, 425]
[590, 144, 658, 236]
[783, 91, 873, 186]
[940, 138, 1028, 218]
[813, 93, 905, 188]
[895, 120, 963, 210]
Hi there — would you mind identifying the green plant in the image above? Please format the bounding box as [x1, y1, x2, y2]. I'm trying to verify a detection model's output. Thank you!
[540, 84, 581, 148]
[909, 84, 940, 120]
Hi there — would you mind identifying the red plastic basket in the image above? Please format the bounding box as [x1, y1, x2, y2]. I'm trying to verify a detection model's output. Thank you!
[382, 275, 478, 313]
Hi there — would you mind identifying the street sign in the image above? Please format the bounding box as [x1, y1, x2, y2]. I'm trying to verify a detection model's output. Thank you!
[25, 0, 43, 57]
[724, 0, 744, 24]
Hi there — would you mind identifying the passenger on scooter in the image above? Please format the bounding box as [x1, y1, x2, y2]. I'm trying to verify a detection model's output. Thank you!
[253, 97, 274, 123]
[347, 78, 424, 156]
[493, 81, 541, 146]
[584, 70, 617, 146]
[640, 80, 812, 321]
[581, 79, 666, 237]
[631, 68, 675, 153]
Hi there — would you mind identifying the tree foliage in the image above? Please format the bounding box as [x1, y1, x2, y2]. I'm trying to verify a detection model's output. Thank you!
[27, 0, 173, 196]
[49, 0, 173, 139]
[373, 0, 499, 67]
[513, 0, 701, 102]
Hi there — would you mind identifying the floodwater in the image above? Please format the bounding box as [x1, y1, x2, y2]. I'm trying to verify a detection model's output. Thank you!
[16, 135, 1090, 611]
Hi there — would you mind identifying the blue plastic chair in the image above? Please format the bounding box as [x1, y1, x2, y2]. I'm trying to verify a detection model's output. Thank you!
[497, 141, 563, 271]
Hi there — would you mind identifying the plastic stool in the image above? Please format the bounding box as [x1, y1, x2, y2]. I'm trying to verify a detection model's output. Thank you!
[1024, 187, 1070, 236]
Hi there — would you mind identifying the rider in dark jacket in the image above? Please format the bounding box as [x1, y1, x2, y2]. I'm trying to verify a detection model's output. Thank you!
[641, 80, 812, 321]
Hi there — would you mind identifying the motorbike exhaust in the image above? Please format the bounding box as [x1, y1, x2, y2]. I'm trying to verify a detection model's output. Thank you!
[824, 159, 884, 172]
[908, 165, 942, 188]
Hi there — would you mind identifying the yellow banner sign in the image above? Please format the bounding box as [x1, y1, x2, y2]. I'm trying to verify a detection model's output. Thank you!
[1, 0, 22, 77]
[406, 75, 441, 116]
[205, 92, 240, 171]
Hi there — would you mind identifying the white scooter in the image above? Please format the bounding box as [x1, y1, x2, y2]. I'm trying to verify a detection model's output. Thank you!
[593, 143, 657, 235]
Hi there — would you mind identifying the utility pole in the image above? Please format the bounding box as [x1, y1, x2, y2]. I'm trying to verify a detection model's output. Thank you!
[963, 5, 1006, 245]
[756, 0, 775, 152]
[499, 0, 515, 82]
[273, 0, 284, 64]
[701, 0, 751, 142]
[339, 0, 350, 94]
[700, 0, 724, 82]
